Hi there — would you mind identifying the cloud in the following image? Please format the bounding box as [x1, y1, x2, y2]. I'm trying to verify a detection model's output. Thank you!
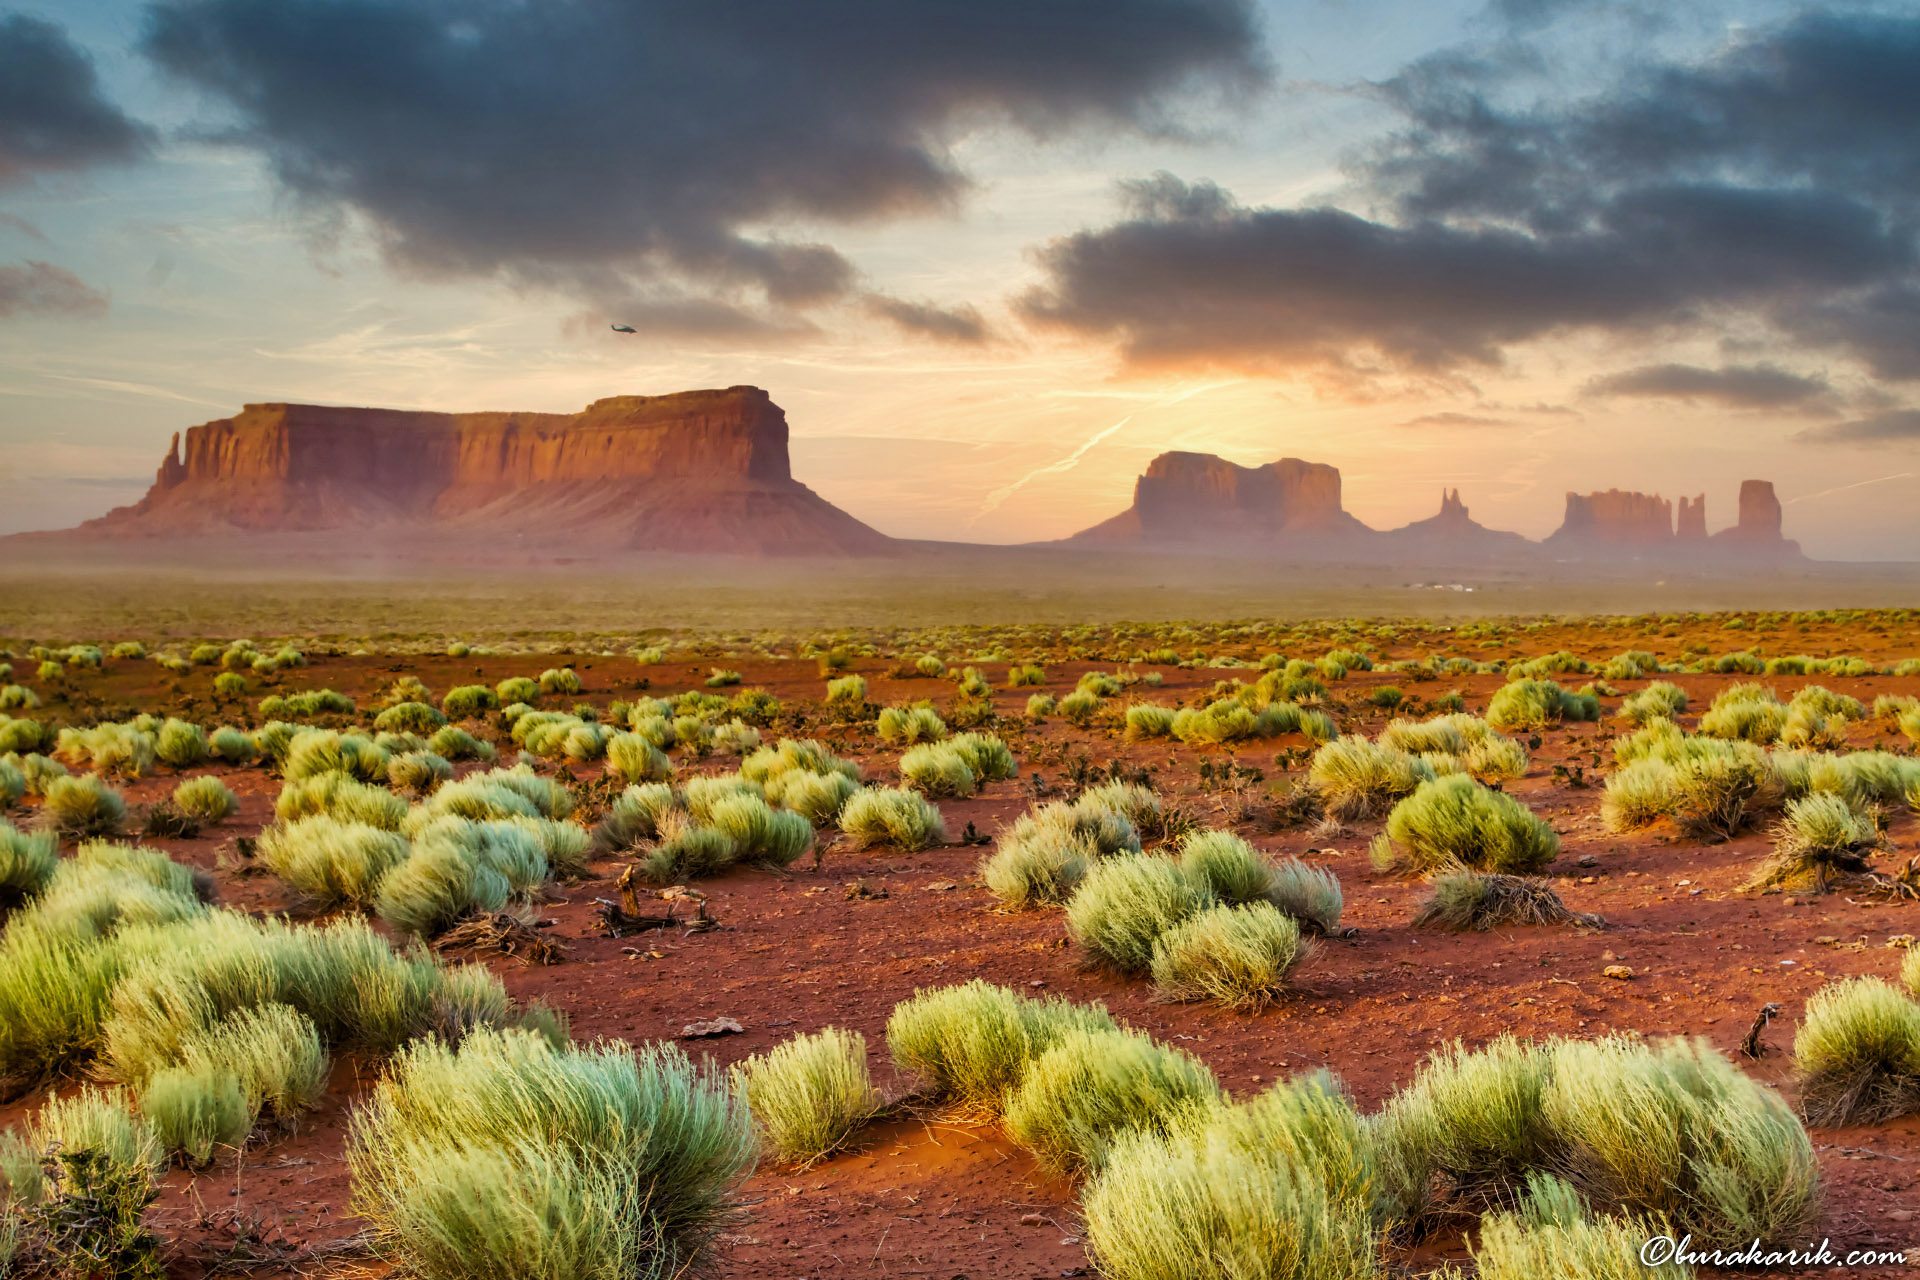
[0, 260, 108, 318]
[1399, 411, 1515, 428]
[1020, 11, 1920, 382]
[0, 15, 152, 188]
[1795, 409, 1920, 445]
[142, 0, 1266, 329]
[865, 295, 990, 344]
[1018, 174, 1906, 374]
[1584, 362, 1830, 408]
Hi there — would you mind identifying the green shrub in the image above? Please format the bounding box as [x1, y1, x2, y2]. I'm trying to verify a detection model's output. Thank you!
[1007, 664, 1046, 687]
[1004, 1027, 1220, 1174]
[1619, 681, 1688, 726]
[1905, 948, 1920, 1002]
[1059, 689, 1103, 726]
[406, 767, 571, 829]
[876, 705, 947, 744]
[374, 701, 447, 735]
[378, 818, 548, 937]
[0, 757, 19, 809]
[389, 750, 452, 795]
[839, 787, 946, 851]
[1125, 704, 1176, 740]
[140, 1065, 252, 1165]
[1026, 692, 1056, 719]
[899, 741, 977, 797]
[825, 674, 867, 705]
[348, 1028, 755, 1280]
[538, 667, 582, 696]
[605, 732, 673, 784]
[1600, 757, 1675, 831]
[734, 1027, 882, 1168]
[1698, 683, 1786, 743]
[260, 816, 410, 909]
[1375, 1035, 1554, 1217]
[43, 774, 127, 839]
[172, 775, 237, 824]
[0, 714, 48, 755]
[1793, 977, 1920, 1127]
[913, 655, 947, 678]
[174, 1002, 330, 1123]
[494, 676, 540, 704]
[208, 726, 256, 764]
[981, 794, 1141, 910]
[275, 771, 407, 830]
[1601, 650, 1659, 680]
[705, 793, 812, 868]
[1379, 775, 1558, 875]
[425, 724, 495, 762]
[441, 685, 500, 719]
[1487, 679, 1599, 731]
[638, 815, 737, 883]
[0, 820, 56, 908]
[154, 719, 210, 769]
[1309, 735, 1434, 821]
[1149, 902, 1310, 1010]
[1543, 1037, 1817, 1247]
[284, 730, 390, 784]
[1066, 855, 1212, 974]
[1265, 859, 1345, 935]
[1471, 1175, 1688, 1280]
[1176, 830, 1272, 904]
[885, 980, 1117, 1118]
[1082, 1075, 1383, 1280]
[592, 782, 676, 853]
[704, 667, 743, 688]
[1750, 793, 1881, 891]
[0, 685, 40, 712]
[258, 689, 353, 719]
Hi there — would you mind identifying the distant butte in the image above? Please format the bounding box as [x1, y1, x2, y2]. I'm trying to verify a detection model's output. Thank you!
[55, 387, 893, 556]
[1060, 450, 1803, 562]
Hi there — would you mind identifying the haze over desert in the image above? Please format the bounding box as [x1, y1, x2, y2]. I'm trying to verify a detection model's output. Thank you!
[4, 2, 1920, 1279]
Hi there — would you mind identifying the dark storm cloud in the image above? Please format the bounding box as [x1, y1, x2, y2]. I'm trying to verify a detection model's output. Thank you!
[141, 0, 1266, 328]
[0, 260, 108, 317]
[865, 295, 990, 344]
[1021, 10, 1920, 379]
[0, 14, 152, 188]
[1584, 363, 1831, 408]
[1795, 409, 1920, 445]
[1019, 174, 1908, 373]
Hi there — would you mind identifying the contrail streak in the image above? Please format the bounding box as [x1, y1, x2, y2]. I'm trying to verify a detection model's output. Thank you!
[968, 416, 1133, 525]
[965, 380, 1242, 526]
[1784, 472, 1917, 505]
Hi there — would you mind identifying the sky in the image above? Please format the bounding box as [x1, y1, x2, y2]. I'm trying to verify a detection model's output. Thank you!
[3, 0, 1919, 557]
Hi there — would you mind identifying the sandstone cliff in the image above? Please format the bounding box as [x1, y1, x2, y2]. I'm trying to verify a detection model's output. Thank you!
[1711, 480, 1801, 557]
[71, 388, 892, 556]
[1546, 489, 1675, 547]
[1069, 451, 1372, 546]
[1677, 495, 1707, 540]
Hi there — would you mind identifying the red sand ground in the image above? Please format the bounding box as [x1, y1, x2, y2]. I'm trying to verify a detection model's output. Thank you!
[5, 631, 1920, 1278]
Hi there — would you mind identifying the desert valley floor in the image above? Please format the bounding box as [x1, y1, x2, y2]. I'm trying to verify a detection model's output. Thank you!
[2, 611, 1918, 1278]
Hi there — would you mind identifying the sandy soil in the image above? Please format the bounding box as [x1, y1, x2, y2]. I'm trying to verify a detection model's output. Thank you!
[5, 625, 1920, 1278]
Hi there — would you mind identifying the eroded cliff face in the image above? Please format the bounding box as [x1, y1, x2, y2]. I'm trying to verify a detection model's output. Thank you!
[1072, 451, 1370, 545]
[1711, 479, 1799, 556]
[1677, 495, 1707, 540]
[78, 388, 891, 555]
[1547, 489, 1675, 546]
